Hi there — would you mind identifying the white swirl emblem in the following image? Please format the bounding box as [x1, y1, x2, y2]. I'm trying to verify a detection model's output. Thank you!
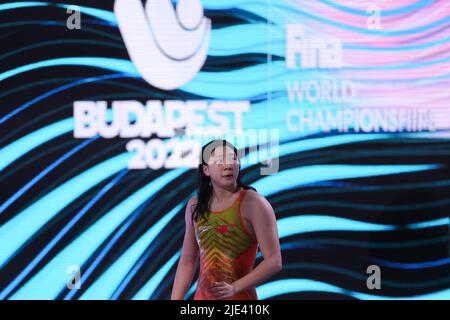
[114, 0, 211, 90]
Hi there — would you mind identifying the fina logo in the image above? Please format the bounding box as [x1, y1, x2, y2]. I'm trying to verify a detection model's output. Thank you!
[114, 0, 211, 90]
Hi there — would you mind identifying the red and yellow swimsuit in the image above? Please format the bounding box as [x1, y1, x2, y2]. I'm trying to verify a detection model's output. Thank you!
[193, 189, 258, 300]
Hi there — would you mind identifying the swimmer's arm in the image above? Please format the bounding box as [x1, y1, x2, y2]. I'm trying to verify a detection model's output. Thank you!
[171, 197, 199, 300]
[232, 193, 282, 295]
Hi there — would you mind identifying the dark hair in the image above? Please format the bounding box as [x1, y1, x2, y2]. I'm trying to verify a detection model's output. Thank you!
[191, 139, 256, 223]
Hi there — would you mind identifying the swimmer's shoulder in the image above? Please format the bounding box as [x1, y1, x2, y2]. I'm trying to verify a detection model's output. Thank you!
[187, 196, 198, 214]
[241, 188, 273, 218]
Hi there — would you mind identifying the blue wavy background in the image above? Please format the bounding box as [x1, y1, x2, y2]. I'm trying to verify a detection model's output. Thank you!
[0, 1, 449, 300]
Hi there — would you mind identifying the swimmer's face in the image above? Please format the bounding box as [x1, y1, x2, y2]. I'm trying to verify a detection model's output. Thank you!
[203, 145, 240, 186]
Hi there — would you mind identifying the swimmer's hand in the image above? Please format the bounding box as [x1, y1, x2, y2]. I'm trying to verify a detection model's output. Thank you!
[207, 281, 236, 300]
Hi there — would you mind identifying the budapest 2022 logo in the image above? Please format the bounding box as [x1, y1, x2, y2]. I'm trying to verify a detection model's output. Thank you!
[73, 0, 277, 171]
